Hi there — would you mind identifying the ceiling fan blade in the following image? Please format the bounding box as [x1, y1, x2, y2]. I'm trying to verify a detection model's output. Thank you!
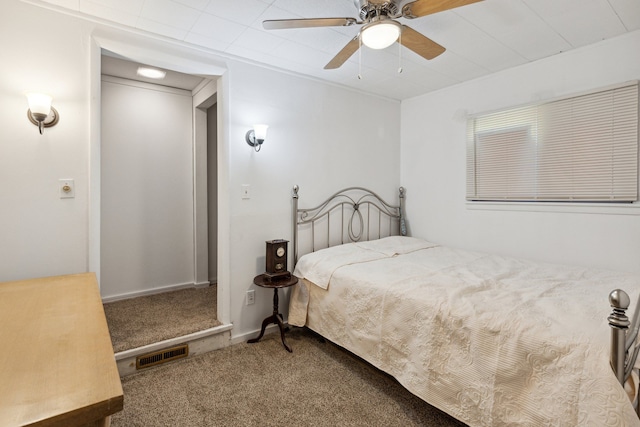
[263, 18, 358, 30]
[324, 36, 360, 69]
[402, 0, 483, 19]
[399, 25, 446, 60]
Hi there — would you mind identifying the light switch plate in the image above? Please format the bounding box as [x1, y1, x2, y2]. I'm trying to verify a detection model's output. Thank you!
[59, 179, 75, 198]
[241, 184, 250, 199]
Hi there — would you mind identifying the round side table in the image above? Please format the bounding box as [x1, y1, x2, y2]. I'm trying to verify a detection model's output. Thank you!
[247, 273, 298, 352]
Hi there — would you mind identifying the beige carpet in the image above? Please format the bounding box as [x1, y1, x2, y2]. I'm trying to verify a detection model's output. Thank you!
[111, 328, 467, 427]
[104, 285, 221, 353]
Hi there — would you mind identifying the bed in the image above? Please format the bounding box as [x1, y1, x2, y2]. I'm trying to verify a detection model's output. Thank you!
[288, 185, 640, 427]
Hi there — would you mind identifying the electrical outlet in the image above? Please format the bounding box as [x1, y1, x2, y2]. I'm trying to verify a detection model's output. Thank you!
[246, 289, 255, 305]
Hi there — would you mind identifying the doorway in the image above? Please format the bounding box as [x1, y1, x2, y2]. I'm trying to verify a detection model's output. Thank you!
[99, 52, 220, 352]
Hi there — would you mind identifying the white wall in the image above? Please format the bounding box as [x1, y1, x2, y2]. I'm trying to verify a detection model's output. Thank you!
[0, 1, 401, 341]
[0, 1, 91, 281]
[401, 30, 640, 274]
[100, 77, 194, 298]
[225, 63, 401, 338]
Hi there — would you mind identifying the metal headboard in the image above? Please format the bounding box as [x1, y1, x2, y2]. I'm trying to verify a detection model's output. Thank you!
[292, 185, 407, 266]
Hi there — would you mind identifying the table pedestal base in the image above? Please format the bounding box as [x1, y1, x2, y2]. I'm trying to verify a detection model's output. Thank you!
[247, 287, 292, 352]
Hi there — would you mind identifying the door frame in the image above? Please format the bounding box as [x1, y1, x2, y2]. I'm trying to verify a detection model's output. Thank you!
[88, 32, 231, 325]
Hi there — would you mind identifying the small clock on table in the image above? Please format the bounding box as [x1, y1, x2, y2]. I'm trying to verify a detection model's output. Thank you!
[264, 239, 291, 280]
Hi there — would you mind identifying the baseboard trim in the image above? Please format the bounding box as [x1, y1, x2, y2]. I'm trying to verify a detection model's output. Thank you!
[115, 324, 233, 376]
[230, 322, 287, 346]
[102, 281, 211, 303]
[115, 323, 233, 360]
[114, 322, 294, 376]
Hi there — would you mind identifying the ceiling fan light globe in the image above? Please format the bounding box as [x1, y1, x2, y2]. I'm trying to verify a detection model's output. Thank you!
[361, 22, 401, 49]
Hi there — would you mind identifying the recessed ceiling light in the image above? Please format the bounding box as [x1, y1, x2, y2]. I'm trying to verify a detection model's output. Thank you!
[136, 67, 166, 79]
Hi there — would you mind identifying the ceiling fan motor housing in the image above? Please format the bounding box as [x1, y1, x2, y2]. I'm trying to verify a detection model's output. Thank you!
[355, 0, 400, 21]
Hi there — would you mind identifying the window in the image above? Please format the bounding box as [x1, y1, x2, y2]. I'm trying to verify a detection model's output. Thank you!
[466, 83, 639, 203]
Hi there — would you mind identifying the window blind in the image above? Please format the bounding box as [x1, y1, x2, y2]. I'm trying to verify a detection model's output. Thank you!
[466, 83, 639, 202]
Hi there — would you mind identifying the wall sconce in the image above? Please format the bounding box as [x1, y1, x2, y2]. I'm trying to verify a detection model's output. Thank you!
[26, 93, 59, 135]
[245, 124, 268, 152]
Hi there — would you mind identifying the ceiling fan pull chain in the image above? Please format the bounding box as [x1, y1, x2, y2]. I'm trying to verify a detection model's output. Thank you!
[398, 31, 403, 74]
[358, 36, 363, 80]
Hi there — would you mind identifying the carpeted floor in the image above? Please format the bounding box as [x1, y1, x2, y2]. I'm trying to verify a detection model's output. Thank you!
[103, 285, 221, 353]
[111, 328, 467, 427]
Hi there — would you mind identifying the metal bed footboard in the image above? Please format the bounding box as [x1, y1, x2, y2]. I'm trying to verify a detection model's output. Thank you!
[610, 289, 640, 413]
[292, 185, 406, 265]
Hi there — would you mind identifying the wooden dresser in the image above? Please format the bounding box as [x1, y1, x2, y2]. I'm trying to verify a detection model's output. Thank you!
[0, 273, 123, 426]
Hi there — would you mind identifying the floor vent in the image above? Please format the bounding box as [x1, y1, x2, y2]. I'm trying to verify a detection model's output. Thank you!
[136, 344, 189, 370]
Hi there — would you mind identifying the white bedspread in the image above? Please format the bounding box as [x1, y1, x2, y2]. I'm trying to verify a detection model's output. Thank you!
[293, 236, 438, 289]
[289, 237, 640, 427]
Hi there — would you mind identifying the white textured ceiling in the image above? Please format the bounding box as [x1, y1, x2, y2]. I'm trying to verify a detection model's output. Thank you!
[39, 0, 640, 100]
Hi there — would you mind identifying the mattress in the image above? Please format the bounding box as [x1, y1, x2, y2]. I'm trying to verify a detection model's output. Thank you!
[289, 236, 640, 426]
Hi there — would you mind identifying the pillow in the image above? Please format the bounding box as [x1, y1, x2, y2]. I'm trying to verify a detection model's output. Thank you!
[293, 243, 386, 289]
[354, 236, 438, 257]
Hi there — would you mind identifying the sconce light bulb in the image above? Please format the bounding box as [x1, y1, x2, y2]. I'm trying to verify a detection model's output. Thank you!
[246, 124, 269, 152]
[26, 93, 59, 135]
[253, 124, 268, 142]
[27, 93, 52, 116]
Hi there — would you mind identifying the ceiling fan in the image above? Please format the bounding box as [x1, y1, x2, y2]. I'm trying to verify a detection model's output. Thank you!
[263, 0, 483, 70]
